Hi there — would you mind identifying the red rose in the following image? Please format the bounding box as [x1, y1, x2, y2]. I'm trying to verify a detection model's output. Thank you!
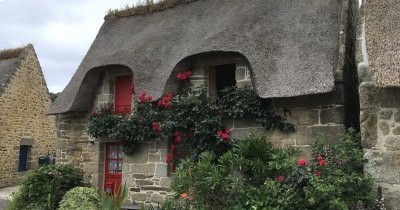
[164, 102, 172, 109]
[175, 135, 183, 144]
[317, 156, 323, 161]
[158, 100, 163, 107]
[151, 122, 162, 133]
[314, 170, 321, 177]
[138, 91, 147, 103]
[277, 176, 284, 183]
[318, 159, 327, 166]
[185, 70, 192, 77]
[297, 159, 306, 167]
[146, 95, 152, 102]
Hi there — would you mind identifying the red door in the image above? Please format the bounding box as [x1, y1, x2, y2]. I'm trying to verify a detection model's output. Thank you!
[115, 76, 133, 114]
[104, 143, 123, 195]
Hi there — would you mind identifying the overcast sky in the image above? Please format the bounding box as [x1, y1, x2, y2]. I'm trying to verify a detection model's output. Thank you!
[0, 0, 140, 93]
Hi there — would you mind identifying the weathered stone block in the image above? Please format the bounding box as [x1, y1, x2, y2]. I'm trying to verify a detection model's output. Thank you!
[132, 173, 147, 179]
[125, 145, 149, 163]
[296, 125, 345, 146]
[379, 121, 390, 136]
[393, 126, 400, 135]
[234, 116, 262, 128]
[385, 136, 400, 150]
[286, 109, 319, 126]
[136, 179, 154, 186]
[360, 110, 377, 148]
[141, 185, 171, 192]
[155, 164, 168, 177]
[359, 82, 377, 109]
[160, 178, 171, 187]
[131, 192, 148, 202]
[364, 150, 400, 184]
[148, 154, 160, 162]
[130, 186, 140, 192]
[377, 88, 400, 107]
[378, 183, 400, 210]
[379, 110, 393, 120]
[150, 193, 166, 204]
[320, 106, 345, 124]
[395, 111, 400, 123]
[130, 163, 155, 174]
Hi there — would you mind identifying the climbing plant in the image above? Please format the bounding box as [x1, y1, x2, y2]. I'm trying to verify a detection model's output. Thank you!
[88, 70, 294, 157]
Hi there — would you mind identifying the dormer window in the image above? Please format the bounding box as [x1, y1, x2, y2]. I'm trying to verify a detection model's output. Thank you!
[115, 76, 132, 114]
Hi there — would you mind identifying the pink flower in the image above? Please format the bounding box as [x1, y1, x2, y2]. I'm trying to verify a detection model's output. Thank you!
[138, 91, 147, 103]
[175, 135, 182, 144]
[317, 156, 323, 161]
[297, 159, 306, 167]
[176, 70, 192, 81]
[146, 95, 152, 102]
[158, 100, 163, 107]
[314, 170, 321, 177]
[277, 176, 284, 183]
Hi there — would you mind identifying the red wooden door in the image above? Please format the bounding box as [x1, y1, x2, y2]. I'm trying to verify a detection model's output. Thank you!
[104, 143, 123, 195]
[115, 76, 132, 114]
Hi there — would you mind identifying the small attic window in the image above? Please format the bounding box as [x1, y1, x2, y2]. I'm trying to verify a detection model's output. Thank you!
[115, 76, 133, 114]
[208, 63, 236, 98]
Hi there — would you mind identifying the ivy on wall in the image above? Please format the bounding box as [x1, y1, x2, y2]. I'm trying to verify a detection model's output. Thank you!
[88, 70, 294, 157]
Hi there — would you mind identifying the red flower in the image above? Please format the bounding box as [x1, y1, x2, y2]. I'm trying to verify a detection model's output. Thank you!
[175, 135, 183, 144]
[166, 153, 172, 165]
[176, 70, 192, 81]
[146, 95, 152, 102]
[158, 94, 173, 109]
[138, 91, 147, 103]
[217, 129, 230, 143]
[318, 159, 327, 166]
[158, 100, 163, 107]
[297, 159, 306, 167]
[314, 170, 321, 177]
[164, 102, 172, 109]
[151, 121, 162, 133]
[317, 156, 323, 161]
[277, 176, 284, 183]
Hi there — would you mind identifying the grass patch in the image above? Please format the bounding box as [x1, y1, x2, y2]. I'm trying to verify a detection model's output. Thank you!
[0, 47, 23, 60]
[105, 0, 200, 19]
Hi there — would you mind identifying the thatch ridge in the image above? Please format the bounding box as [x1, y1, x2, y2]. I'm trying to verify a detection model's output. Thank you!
[0, 47, 24, 61]
[105, 0, 200, 20]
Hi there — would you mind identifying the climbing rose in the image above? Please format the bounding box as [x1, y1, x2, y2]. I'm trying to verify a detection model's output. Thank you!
[151, 121, 162, 133]
[217, 128, 231, 143]
[314, 170, 321, 177]
[176, 70, 192, 81]
[317, 156, 323, 161]
[297, 159, 306, 166]
[175, 135, 183, 144]
[277, 176, 284, 183]
[158, 93, 173, 109]
[138, 91, 147, 103]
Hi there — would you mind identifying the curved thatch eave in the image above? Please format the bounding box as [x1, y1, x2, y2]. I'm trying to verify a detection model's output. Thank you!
[50, 0, 340, 114]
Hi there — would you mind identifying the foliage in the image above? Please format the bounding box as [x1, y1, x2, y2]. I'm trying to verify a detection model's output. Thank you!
[106, 0, 200, 19]
[49, 92, 60, 102]
[171, 130, 375, 210]
[58, 187, 100, 210]
[88, 77, 293, 158]
[7, 164, 85, 210]
[99, 183, 129, 210]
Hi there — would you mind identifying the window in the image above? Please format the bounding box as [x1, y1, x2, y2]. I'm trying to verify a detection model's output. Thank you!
[208, 63, 236, 99]
[18, 145, 29, 172]
[115, 76, 133, 114]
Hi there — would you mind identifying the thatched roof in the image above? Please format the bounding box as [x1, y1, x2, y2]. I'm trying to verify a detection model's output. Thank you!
[365, 0, 400, 87]
[49, 0, 340, 114]
[0, 45, 28, 93]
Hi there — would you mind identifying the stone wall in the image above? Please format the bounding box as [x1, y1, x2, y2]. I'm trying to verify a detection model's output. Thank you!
[356, 0, 400, 208]
[0, 46, 56, 188]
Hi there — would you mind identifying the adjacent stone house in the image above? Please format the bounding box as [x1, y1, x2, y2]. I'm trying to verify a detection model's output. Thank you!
[357, 0, 400, 208]
[0, 44, 56, 188]
[50, 0, 360, 206]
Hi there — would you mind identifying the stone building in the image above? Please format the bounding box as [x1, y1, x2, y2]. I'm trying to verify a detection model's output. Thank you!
[357, 0, 400, 209]
[0, 44, 56, 188]
[49, 0, 400, 208]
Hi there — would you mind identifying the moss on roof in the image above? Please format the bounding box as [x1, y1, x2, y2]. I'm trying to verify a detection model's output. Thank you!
[0, 47, 24, 61]
[105, 0, 200, 19]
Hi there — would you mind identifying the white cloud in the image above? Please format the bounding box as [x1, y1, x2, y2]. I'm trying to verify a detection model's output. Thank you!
[0, 0, 139, 92]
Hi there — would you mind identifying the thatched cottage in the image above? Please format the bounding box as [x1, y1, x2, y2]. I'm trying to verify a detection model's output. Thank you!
[0, 44, 56, 188]
[49, 0, 399, 208]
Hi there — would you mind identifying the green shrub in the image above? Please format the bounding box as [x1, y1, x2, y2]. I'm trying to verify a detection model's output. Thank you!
[172, 131, 375, 210]
[7, 164, 85, 210]
[59, 187, 100, 210]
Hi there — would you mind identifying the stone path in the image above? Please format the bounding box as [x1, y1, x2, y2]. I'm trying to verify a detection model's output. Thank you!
[0, 186, 18, 210]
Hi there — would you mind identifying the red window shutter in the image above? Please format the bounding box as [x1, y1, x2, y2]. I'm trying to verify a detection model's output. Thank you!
[115, 76, 132, 114]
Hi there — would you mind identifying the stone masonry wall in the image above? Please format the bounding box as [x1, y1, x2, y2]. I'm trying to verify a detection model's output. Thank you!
[0, 47, 56, 188]
[356, 0, 400, 208]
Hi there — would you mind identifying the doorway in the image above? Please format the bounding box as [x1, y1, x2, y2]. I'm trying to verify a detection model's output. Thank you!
[104, 143, 123, 194]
